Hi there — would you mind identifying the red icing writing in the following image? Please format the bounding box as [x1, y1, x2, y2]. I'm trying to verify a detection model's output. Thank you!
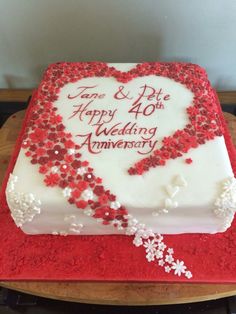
[129, 102, 164, 117]
[76, 132, 158, 155]
[114, 85, 133, 100]
[68, 101, 117, 125]
[128, 85, 170, 119]
[67, 83, 170, 155]
[68, 85, 105, 100]
[94, 122, 157, 141]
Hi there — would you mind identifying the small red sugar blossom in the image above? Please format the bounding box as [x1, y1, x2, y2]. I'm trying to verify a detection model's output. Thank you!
[185, 158, 193, 164]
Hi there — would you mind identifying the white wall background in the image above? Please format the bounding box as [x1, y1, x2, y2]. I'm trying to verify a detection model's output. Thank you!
[0, 0, 236, 89]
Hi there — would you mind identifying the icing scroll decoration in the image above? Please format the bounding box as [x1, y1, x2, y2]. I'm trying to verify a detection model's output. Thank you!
[6, 174, 41, 227]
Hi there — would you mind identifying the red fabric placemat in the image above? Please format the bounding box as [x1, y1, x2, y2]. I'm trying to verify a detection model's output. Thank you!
[0, 91, 236, 283]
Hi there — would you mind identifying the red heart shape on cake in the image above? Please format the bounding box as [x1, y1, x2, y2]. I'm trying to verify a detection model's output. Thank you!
[22, 62, 223, 227]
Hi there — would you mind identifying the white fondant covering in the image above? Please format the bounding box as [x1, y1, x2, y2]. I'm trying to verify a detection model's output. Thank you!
[6, 63, 235, 235]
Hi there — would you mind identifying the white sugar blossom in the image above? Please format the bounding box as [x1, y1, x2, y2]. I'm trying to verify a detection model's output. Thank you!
[133, 236, 143, 247]
[223, 177, 236, 190]
[51, 166, 59, 173]
[84, 209, 93, 216]
[60, 231, 68, 236]
[165, 266, 172, 273]
[143, 239, 157, 253]
[158, 242, 167, 251]
[146, 252, 155, 262]
[128, 218, 139, 226]
[165, 254, 174, 264]
[171, 260, 187, 276]
[77, 167, 87, 175]
[136, 228, 154, 239]
[7, 174, 18, 192]
[156, 234, 163, 243]
[68, 148, 75, 155]
[185, 271, 193, 279]
[69, 220, 83, 234]
[52, 230, 68, 236]
[155, 250, 163, 259]
[64, 215, 83, 231]
[136, 228, 146, 238]
[110, 201, 121, 210]
[125, 226, 137, 235]
[167, 248, 174, 255]
[144, 229, 155, 238]
[62, 187, 72, 198]
[81, 189, 93, 201]
[158, 259, 165, 266]
[70, 228, 82, 234]
[112, 219, 122, 227]
[137, 223, 145, 230]
[71, 222, 83, 228]
[155, 208, 168, 215]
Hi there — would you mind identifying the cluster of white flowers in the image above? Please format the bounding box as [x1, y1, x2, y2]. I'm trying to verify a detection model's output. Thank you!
[126, 216, 155, 245]
[6, 174, 41, 227]
[143, 236, 192, 278]
[215, 177, 236, 217]
[214, 177, 236, 230]
[125, 214, 192, 279]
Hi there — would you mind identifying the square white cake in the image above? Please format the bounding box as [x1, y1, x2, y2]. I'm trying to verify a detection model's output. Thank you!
[6, 62, 236, 236]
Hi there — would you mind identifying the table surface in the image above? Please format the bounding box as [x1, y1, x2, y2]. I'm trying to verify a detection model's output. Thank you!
[0, 106, 236, 305]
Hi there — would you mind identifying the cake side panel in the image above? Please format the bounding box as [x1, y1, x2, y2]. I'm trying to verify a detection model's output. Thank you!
[8, 137, 233, 235]
[213, 89, 236, 175]
[0, 90, 39, 207]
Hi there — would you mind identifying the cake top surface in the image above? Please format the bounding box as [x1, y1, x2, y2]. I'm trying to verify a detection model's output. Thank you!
[12, 61, 236, 224]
